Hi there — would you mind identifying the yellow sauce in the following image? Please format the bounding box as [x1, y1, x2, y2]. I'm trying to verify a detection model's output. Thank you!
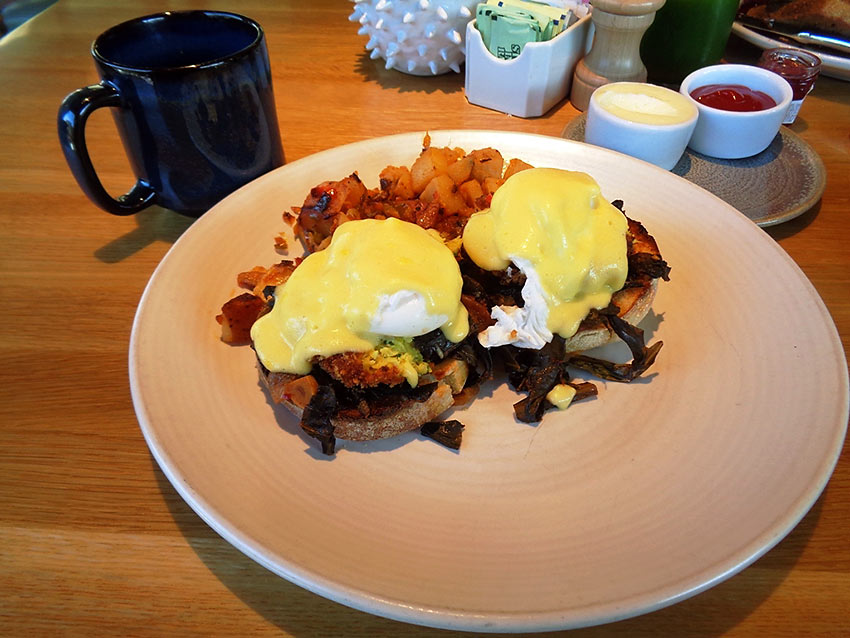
[251, 217, 469, 375]
[594, 82, 697, 126]
[462, 168, 627, 340]
[546, 383, 577, 410]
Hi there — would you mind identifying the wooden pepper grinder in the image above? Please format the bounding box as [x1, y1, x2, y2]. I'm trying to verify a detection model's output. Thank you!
[570, 0, 666, 111]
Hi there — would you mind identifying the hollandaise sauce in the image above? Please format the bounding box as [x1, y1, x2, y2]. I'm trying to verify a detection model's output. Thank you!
[251, 217, 469, 377]
[462, 168, 627, 343]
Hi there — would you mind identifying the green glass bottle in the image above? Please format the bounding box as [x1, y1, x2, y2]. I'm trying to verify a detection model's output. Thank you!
[640, 0, 740, 85]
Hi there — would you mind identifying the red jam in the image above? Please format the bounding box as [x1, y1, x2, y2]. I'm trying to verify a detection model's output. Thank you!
[689, 84, 777, 112]
[758, 48, 822, 100]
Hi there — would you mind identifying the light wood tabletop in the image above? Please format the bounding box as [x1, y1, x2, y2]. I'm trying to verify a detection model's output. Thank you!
[1, 1, 848, 635]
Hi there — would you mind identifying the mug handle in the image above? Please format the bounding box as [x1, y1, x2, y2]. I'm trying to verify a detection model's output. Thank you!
[58, 83, 156, 215]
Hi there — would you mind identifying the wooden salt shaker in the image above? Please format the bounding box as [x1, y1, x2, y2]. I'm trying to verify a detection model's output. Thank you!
[570, 0, 666, 111]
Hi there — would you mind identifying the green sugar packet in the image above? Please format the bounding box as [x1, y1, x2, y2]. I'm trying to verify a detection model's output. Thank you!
[476, 4, 542, 60]
[490, 14, 541, 59]
[486, 0, 574, 39]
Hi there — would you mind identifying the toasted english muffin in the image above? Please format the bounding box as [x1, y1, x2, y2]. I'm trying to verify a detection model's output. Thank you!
[259, 358, 470, 443]
[562, 279, 659, 354]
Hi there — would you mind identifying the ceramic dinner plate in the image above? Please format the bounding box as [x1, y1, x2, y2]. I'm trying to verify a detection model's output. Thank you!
[130, 131, 848, 632]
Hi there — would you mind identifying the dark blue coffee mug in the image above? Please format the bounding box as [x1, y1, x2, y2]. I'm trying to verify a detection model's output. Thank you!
[58, 11, 284, 217]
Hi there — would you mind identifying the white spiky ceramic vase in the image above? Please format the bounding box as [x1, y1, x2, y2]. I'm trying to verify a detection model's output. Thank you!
[350, 0, 478, 75]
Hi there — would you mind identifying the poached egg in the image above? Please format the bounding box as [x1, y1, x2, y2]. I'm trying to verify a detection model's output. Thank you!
[250, 217, 469, 381]
[462, 167, 628, 348]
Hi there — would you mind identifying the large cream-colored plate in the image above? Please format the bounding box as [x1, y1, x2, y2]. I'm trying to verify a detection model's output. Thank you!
[130, 131, 849, 632]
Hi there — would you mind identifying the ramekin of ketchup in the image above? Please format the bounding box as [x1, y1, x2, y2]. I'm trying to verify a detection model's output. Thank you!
[680, 64, 792, 159]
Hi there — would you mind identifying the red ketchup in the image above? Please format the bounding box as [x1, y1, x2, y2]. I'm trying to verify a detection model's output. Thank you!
[689, 84, 777, 112]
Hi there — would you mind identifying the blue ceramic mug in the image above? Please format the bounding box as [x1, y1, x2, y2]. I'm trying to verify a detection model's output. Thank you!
[58, 11, 284, 217]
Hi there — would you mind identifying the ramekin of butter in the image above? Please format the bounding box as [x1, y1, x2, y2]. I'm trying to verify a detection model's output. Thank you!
[680, 64, 793, 159]
[464, 1, 591, 118]
[584, 82, 698, 170]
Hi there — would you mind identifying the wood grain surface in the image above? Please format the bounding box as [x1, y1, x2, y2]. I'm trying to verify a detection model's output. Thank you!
[1, 1, 848, 636]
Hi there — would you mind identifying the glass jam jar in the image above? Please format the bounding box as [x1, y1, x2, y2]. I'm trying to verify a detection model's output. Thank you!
[757, 47, 822, 124]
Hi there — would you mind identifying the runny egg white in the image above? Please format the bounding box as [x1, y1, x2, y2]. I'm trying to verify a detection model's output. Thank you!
[250, 217, 469, 381]
[462, 167, 628, 349]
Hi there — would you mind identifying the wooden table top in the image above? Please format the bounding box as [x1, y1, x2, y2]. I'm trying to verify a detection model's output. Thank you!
[1, 1, 848, 635]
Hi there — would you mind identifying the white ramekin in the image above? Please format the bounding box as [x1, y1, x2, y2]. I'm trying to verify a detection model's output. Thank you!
[680, 64, 793, 159]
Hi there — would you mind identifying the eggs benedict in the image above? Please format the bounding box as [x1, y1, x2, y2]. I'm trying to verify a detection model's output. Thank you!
[463, 168, 629, 350]
[246, 217, 482, 453]
[458, 167, 668, 422]
[251, 217, 469, 381]
[461, 167, 665, 353]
